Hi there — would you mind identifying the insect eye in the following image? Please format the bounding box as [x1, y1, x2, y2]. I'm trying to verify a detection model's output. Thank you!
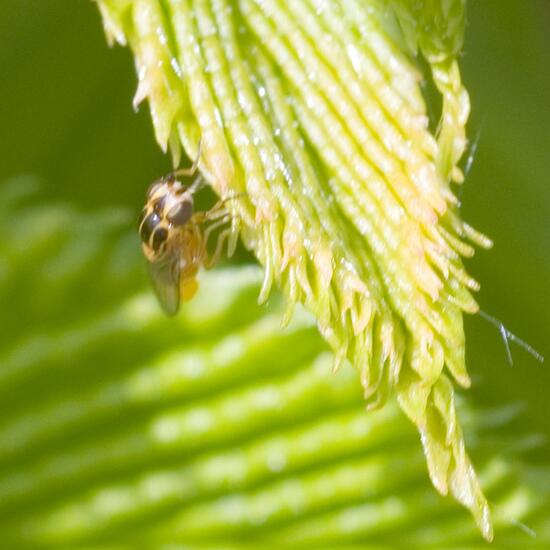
[139, 212, 161, 243]
[152, 227, 168, 252]
[152, 195, 166, 214]
[167, 200, 193, 226]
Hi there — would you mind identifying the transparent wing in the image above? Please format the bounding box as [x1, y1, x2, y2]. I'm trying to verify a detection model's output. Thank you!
[147, 248, 181, 316]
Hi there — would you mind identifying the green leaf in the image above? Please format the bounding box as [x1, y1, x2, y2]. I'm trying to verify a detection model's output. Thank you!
[0, 180, 548, 547]
[94, 0, 501, 537]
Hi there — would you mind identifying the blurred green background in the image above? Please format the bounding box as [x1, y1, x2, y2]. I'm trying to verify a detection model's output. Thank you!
[0, 1, 549, 546]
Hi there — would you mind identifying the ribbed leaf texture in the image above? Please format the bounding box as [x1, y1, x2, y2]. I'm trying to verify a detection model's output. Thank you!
[94, 0, 499, 537]
[1, 181, 548, 547]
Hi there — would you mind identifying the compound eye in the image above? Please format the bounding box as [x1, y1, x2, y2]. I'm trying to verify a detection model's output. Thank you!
[152, 195, 166, 214]
[152, 227, 169, 253]
[167, 200, 193, 226]
[139, 212, 161, 242]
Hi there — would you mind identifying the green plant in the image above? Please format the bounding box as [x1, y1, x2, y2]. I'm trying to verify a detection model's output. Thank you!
[96, 0, 497, 537]
[0, 178, 548, 547]
[2, 0, 549, 547]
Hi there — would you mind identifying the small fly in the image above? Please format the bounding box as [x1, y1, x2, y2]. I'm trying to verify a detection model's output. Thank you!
[138, 144, 237, 315]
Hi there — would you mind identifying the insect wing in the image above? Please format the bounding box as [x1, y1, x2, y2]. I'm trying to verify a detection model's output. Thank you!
[147, 248, 181, 316]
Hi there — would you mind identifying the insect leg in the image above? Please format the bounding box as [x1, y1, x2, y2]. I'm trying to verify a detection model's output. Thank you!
[187, 174, 204, 195]
[202, 215, 232, 267]
[203, 192, 245, 220]
[169, 137, 203, 178]
[203, 215, 231, 246]
[206, 206, 229, 222]
[205, 226, 232, 269]
[206, 200, 242, 258]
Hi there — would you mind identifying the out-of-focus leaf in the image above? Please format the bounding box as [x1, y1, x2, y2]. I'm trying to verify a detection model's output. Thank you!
[0, 181, 548, 547]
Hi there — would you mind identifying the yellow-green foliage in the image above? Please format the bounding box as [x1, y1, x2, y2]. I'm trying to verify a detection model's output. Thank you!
[0, 180, 548, 547]
[96, 0, 495, 537]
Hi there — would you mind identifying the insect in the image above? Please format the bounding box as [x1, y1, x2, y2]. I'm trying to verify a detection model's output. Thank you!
[138, 147, 236, 315]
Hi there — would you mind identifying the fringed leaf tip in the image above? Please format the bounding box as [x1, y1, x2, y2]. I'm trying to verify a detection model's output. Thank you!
[97, 0, 493, 539]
